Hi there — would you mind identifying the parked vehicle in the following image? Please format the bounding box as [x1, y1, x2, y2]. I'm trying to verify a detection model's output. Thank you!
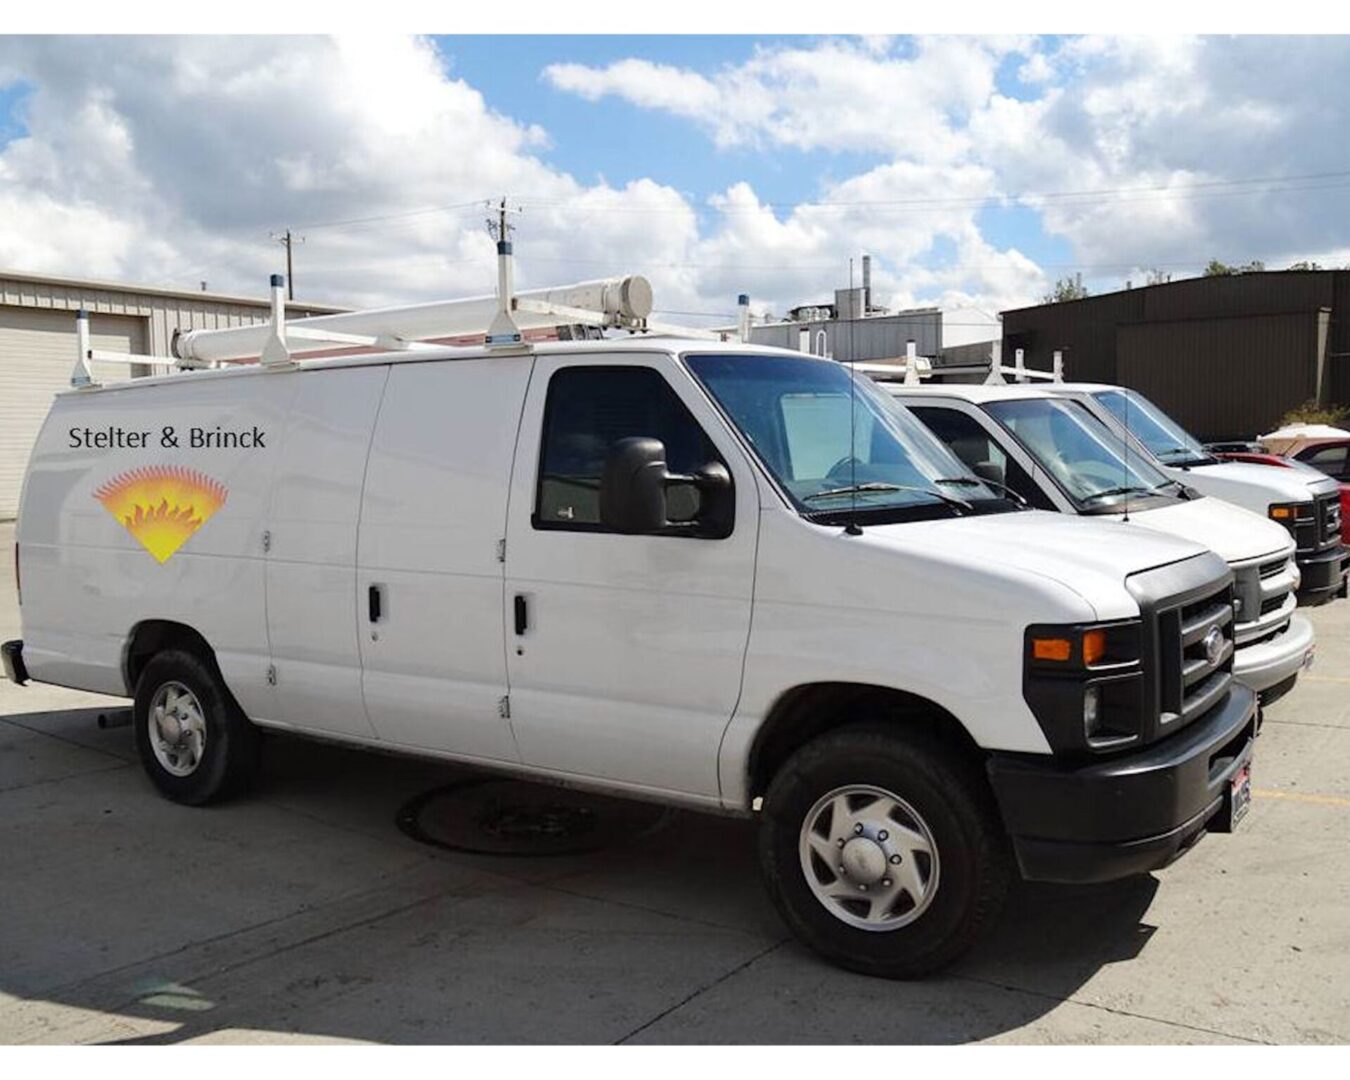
[1211, 429, 1350, 546]
[1054, 384, 1348, 605]
[889, 384, 1312, 704]
[3, 276, 1258, 979]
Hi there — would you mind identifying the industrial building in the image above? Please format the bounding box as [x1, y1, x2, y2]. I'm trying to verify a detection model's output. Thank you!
[1001, 270, 1350, 441]
[747, 256, 997, 381]
[0, 269, 341, 518]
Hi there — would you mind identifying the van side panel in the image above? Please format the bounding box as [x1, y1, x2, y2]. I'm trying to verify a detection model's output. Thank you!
[263, 365, 390, 739]
[17, 372, 291, 712]
[356, 356, 533, 761]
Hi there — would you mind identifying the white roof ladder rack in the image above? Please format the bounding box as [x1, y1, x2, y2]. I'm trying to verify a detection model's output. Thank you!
[985, 345, 1064, 385]
[172, 241, 720, 368]
[71, 236, 727, 387]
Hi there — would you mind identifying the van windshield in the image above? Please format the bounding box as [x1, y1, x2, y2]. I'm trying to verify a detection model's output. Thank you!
[685, 353, 1010, 522]
[984, 396, 1178, 512]
[1091, 388, 1216, 467]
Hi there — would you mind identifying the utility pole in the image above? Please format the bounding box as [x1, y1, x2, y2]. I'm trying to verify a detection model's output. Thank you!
[270, 229, 304, 300]
[485, 196, 520, 246]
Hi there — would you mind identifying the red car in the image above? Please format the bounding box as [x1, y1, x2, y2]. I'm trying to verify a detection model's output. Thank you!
[1211, 430, 1350, 544]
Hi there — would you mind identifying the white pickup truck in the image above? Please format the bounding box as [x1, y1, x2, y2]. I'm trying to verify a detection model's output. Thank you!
[889, 383, 1314, 704]
[4, 334, 1258, 978]
[1055, 383, 1348, 605]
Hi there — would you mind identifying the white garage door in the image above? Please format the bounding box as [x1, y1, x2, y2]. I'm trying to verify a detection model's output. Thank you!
[0, 306, 149, 518]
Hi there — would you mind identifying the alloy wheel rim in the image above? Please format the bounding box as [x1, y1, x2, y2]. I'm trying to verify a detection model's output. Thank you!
[798, 783, 940, 932]
[148, 681, 207, 777]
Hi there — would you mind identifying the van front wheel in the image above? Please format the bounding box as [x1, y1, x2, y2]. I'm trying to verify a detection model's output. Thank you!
[133, 650, 259, 805]
[758, 726, 1010, 978]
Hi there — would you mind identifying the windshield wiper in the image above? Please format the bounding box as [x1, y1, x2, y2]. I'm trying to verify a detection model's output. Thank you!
[803, 482, 972, 511]
[1155, 447, 1214, 465]
[935, 476, 1028, 507]
[1082, 485, 1154, 504]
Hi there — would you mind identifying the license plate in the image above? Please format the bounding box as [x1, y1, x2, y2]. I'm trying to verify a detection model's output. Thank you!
[1229, 763, 1253, 830]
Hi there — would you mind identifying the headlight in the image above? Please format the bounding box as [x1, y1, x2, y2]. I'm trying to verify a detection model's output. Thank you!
[1023, 620, 1144, 753]
[1268, 501, 1312, 540]
[1027, 624, 1137, 671]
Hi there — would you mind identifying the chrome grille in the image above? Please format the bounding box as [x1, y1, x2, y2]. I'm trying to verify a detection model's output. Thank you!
[1232, 554, 1296, 646]
[1258, 558, 1285, 579]
[1320, 493, 1342, 545]
[1159, 584, 1234, 729]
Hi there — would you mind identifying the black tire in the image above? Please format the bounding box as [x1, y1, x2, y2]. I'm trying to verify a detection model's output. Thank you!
[758, 724, 1011, 979]
[133, 649, 260, 805]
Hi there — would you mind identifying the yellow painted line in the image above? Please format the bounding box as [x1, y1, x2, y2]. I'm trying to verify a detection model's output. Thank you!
[1254, 788, 1350, 809]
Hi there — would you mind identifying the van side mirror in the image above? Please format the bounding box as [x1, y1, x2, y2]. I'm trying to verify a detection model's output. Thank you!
[600, 437, 670, 533]
[972, 460, 1005, 488]
[599, 438, 736, 537]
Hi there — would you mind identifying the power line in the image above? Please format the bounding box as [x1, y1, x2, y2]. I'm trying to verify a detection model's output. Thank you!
[293, 198, 490, 232]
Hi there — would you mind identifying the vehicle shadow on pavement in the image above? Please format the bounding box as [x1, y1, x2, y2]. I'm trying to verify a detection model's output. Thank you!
[1, 717, 1160, 1045]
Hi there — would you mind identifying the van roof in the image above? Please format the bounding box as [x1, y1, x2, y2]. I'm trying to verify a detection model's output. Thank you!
[58, 336, 816, 398]
[886, 382, 1070, 405]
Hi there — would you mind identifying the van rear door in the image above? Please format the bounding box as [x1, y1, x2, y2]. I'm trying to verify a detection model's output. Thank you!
[356, 355, 533, 761]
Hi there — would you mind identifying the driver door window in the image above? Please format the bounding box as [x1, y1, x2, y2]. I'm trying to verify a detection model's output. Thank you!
[909, 404, 1054, 510]
[535, 366, 725, 532]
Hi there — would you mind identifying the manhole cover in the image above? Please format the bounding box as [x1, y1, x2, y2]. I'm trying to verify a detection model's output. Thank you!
[397, 778, 676, 856]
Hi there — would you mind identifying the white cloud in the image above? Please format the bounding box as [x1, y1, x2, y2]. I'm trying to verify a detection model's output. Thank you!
[544, 37, 1020, 161]
[4, 33, 1347, 342]
[0, 36, 708, 310]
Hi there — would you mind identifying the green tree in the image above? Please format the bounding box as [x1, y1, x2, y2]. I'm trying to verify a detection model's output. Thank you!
[1204, 258, 1265, 276]
[1280, 399, 1349, 427]
[1042, 274, 1090, 303]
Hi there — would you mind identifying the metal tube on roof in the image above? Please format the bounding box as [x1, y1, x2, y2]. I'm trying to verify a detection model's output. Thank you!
[174, 275, 655, 363]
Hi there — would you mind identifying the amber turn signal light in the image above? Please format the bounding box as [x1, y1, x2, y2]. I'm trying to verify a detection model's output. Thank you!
[1031, 637, 1073, 662]
[1082, 629, 1107, 666]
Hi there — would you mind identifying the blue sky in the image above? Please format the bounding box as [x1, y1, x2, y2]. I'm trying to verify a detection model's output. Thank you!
[1, 35, 1348, 316]
[437, 35, 1069, 277]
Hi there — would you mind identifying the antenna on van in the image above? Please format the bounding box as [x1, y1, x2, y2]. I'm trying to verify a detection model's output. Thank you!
[71, 309, 96, 389]
[1122, 388, 1132, 523]
[845, 257, 861, 535]
[260, 274, 292, 367]
[485, 197, 525, 350]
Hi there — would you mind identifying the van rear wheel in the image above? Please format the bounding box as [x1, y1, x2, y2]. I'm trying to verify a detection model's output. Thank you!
[133, 650, 259, 805]
[757, 725, 1010, 978]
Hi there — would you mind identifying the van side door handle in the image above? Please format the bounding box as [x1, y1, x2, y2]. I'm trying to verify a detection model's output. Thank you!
[513, 594, 528, 636]
[368, 584, 383, 623]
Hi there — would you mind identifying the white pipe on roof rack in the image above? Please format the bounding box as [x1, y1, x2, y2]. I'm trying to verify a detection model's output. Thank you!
[174, 274, 655, 364]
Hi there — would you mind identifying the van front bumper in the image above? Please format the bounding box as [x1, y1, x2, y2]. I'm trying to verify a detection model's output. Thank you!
[2, 640, 28, 686]
[1296, 543, 1349, 605]
[1233, 613, 1315, 693]
[986, 684, 1257, 885]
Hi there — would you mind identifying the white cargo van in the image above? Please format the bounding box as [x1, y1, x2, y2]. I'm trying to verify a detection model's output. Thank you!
[1055, 384, 1348, 605]
[889, 383, 1313, 703]
[4, 298, 1259, 978]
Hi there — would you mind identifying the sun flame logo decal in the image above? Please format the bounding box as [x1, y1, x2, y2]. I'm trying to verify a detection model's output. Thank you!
[93, 466, 228, 563]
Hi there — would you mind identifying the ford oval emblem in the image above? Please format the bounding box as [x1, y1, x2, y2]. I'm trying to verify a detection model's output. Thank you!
[1203, 626, 1225, 666]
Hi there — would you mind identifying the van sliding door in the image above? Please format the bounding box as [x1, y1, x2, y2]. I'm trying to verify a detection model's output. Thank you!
[356, 355, 534, 760]
[264, 365, 390, 739]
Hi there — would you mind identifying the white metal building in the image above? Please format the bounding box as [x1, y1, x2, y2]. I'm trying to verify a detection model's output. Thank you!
[0, 270, 341, 518]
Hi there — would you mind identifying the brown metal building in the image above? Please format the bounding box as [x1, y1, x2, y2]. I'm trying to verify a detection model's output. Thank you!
[1001, 271, 1350, 440]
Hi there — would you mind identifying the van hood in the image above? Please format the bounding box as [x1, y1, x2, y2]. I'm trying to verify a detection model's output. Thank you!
[862, 510, 1209, 618]
[1168, 458, 1339, 509]
[1108, 495, 1294, 564]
